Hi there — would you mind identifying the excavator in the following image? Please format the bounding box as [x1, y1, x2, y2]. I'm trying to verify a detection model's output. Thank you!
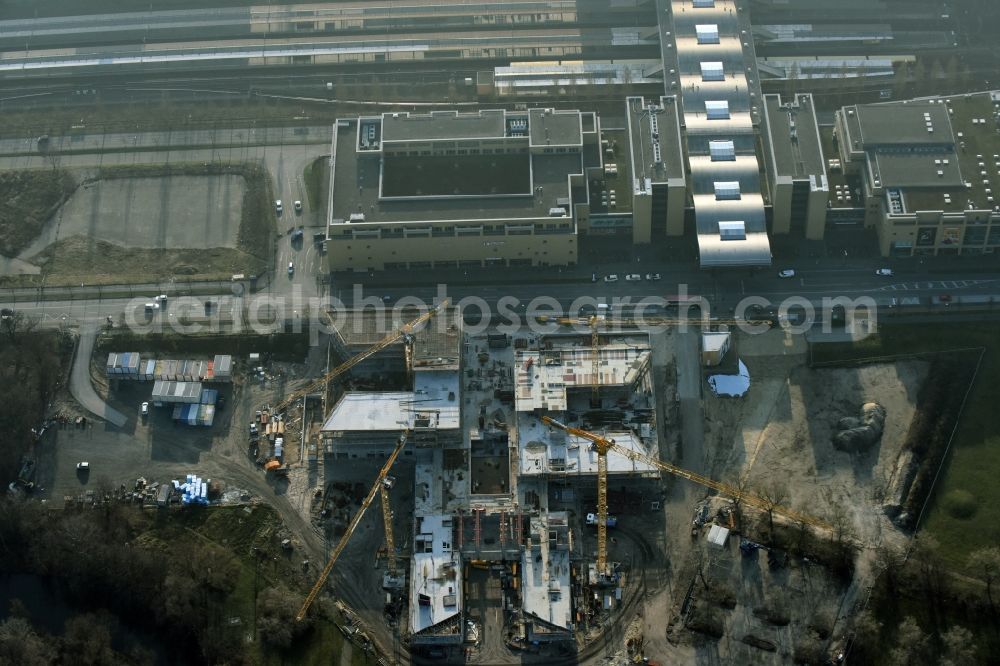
[540, 416, 830, 580]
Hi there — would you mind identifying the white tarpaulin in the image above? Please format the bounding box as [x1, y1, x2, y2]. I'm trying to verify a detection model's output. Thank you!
[708, 359, 750, 397]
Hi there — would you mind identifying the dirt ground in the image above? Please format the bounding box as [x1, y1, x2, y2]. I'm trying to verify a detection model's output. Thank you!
[704, 329, 929, 543]
[19, 174, 244, 261]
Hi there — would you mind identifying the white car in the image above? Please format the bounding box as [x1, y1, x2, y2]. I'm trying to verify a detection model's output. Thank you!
[294, 200, 303, 213]
[603, 274, 619, 283]
[778, 269, 796, 279]
[875, 268, 894, 277]
[625, 274, 642, 282]
[645, 273, 661, 281]
[287, 261, 294, 275]
[275, 199, 283, 214]
[76, 462, 89, 470]
[141, 402, 149, 416]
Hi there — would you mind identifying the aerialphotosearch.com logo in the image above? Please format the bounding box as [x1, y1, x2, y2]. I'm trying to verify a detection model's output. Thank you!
[121, 283, 879, 344]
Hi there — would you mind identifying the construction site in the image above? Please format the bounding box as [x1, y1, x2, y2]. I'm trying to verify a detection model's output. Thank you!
[157, 295, 923, 666]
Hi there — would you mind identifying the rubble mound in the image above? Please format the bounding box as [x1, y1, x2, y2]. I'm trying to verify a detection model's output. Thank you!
[832, 402, 886, 453]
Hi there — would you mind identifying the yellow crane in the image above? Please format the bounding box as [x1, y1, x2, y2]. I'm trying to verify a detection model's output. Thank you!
[540, 416, 830, 577]
[274, 299, 449, 415]
[296, 429, 410, 622]
[380, 475, 397, 577]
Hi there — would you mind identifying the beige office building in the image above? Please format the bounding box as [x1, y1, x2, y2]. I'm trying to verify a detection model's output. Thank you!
[834, 92, 1000, 257]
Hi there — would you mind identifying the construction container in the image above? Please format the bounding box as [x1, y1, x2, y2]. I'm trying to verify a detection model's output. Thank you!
[152, 380, 203, 404]
[213, 355, 232, 381]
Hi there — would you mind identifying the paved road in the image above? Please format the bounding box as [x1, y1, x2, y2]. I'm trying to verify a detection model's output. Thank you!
[69, 326, 126, 427]
[5, 267, 1000, 333]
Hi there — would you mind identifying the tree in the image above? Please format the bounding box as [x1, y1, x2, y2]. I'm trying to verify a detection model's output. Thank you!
[63, 612, 117, 666]
[0, 617, 58, 666]
[875, 542, 906, 593]
[256, 587, 311, 648]
[967, 546, 1000, 609]
[758, 481, 788, 536]
[940, 625, 977, 666]
[913, 534, 947, 613]
[851, 609, 882, 661]
[888, 616, 930, 666]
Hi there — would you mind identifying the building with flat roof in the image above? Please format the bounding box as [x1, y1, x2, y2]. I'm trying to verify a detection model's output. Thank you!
[326, 108, 600, 271]
[320, 369, 462, 455]
[666, 0, 773, 267]
[625, 96, 687, 242]
[521, 511, 573, 642]
[762, 94, 829, 239]
[409, 514, 464, 646]
[834, 92, 1000, 257]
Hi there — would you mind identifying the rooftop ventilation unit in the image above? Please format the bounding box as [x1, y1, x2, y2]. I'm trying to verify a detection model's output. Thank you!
[696, 24, 720, 45]
[714, 181, 741, 200]
[718, 221, 746, 241]
[709, 140, 736, 161]
[706, 100, 730, 120]
[700, 61, 725, 82]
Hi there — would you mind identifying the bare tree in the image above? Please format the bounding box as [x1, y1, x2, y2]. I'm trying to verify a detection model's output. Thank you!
[0, 617, 57, 666]
[940, 625, 977, 666]
[913, 533, 946, 611]
[257, 587, 312, 648]
[875, 542, 906, 593]
[851, 609, 882, 660]
[967, 546, 1000, 610]
[888, 616, 930, 666]
[758, 481, 789, 537]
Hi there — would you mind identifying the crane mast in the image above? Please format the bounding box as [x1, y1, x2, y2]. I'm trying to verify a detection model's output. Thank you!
[296, 430, 410, 621]
[380, 478, 396, 576]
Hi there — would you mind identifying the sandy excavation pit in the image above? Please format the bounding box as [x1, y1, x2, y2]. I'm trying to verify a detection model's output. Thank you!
[704, 339, 928, 539]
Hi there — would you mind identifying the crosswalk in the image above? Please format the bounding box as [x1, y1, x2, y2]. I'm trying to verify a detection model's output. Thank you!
[878, 279, 997, 291]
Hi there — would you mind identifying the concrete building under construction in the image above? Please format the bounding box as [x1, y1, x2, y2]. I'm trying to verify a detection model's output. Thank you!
[320, 312, 665, 651]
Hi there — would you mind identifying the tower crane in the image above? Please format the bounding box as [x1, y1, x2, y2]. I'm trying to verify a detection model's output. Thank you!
[380, 475, 397, 578]
[540, 416, 830, 578]
[296, 429, 410, 622]
[274, 299, 449, 415]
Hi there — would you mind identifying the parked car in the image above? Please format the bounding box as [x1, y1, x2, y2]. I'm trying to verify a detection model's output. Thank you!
[645, 273, 661, 281]
[778, 269, 796, 279]
[625, 273, 642, 282]
[603, 274, 619, 283]
[141, 402, 149, 416]
[287, 261, 294, 276]
[294, 200, 303, 213]
[875, 268, 894, 276]
[275, 199, 283, 214]
[591, 273, 598, 283]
